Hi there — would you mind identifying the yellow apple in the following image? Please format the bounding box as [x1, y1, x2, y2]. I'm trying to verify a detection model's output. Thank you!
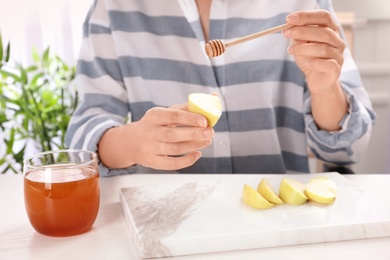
[242, 184, 274, 209]
[188, 93, 222, 127]
[305, 177, 337, 204]
[279, 178, 308, 205]
[257, 178, 283, 204]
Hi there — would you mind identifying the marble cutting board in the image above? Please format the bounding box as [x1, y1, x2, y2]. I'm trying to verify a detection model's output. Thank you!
[119, 172, 390, 259]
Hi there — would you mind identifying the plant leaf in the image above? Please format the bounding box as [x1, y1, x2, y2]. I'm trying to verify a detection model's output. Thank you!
[0, 69, 20, 82]
[6, 127, 15, 154]
[0, 44, 78, 174]
[0, 32, 3, 61]
[18, 64, 28, 84]
[32, 47, 40, 64]
[25, 65, 38, 73]
[30, 72, 45, 87]
[42, 47, 50, 67]
[2, 165, 11, 174]
[5, 42, 10, 62]
[14, 144, 26, 164]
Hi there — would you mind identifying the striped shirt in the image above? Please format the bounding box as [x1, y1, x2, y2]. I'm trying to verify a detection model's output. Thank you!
[65, 0, 375, 177]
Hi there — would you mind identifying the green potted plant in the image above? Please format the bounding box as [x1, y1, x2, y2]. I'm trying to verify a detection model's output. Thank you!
[0, 33, 77, 173]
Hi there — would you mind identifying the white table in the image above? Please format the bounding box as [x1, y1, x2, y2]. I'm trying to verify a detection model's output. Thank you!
[1, 173, 390, 260]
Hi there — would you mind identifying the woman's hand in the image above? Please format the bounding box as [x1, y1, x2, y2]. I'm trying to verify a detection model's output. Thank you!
[99, 104, 214, 171]
[283, 10, 345, 94]
[283, 10, 348, 131]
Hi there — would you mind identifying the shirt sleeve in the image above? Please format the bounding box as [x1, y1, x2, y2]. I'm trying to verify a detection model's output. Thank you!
[65, 0, 138, 176]
[303, 0, 376, 165]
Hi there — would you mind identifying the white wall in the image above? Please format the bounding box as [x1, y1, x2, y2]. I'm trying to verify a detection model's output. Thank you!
[333, 0, 390, 173]
[0, 0, 93, 65]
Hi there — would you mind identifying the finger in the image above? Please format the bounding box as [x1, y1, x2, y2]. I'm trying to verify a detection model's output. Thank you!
[157, 138, 212, 156]
[288, 42, 344, 65]
[307, 58, 341, 74]
[286, 10, 339, 32]
[156, 126, 214, 143]
[150, 151, 202, 171]
[170, 102, 188, 111]
[290, 39, 307, 45]
[146, 107, 207, 128]
[283, 26, 344, 49]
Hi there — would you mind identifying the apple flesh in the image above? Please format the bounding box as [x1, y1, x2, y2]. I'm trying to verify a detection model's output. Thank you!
[305, 177, 337, 204]
[188, 93, 222, 127]
[279, 178, 308, 205]
[242, 184, 274, 209]
[257, 178, 283, 204]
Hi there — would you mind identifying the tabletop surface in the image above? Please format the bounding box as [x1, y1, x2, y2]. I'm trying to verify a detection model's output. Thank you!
[1, 173, 390, 260]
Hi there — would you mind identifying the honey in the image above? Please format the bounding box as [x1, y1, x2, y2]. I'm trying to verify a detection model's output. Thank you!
[24, 165, 99, 237]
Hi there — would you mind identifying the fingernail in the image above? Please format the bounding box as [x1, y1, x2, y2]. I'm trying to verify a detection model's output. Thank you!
[283, 29, 292, 37]
[287, 14, 299, 23]
[198, 118, 208, 127]
[204, 138, 212, 146]
[195, 151, 202, 159]
[287, 45, 293, 54]
[203, 129, 214, 138]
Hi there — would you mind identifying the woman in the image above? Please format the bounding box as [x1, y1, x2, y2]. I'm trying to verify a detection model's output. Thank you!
[65, 0, 375, 176]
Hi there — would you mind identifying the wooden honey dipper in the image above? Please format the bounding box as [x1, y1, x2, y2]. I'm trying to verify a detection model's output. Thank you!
[205, 23, 293, 57]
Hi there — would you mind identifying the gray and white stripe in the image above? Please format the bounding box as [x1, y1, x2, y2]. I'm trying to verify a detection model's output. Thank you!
[65, 0, 375, 176]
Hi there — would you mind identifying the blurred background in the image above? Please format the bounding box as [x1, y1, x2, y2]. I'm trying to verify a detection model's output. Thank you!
[0, 0, 389, 173]
[0, 0, 92, 65]
[333, 0, 390, 173]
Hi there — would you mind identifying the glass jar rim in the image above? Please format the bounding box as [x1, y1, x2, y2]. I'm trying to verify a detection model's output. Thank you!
[23, 149, 97, 170]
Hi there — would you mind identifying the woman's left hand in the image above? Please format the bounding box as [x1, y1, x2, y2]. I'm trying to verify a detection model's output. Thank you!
[283, 10, 345, 95]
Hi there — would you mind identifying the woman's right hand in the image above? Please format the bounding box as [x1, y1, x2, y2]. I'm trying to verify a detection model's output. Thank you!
[98, 105, 214, 171]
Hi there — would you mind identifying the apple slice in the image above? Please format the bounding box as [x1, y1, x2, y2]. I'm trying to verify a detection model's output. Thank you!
[257, 178, 283, 204]
[242, 184, 274, 209]
[279, 178, 308, 205]
[188, 93, 222, 127]
[305, 177, 337, 204]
